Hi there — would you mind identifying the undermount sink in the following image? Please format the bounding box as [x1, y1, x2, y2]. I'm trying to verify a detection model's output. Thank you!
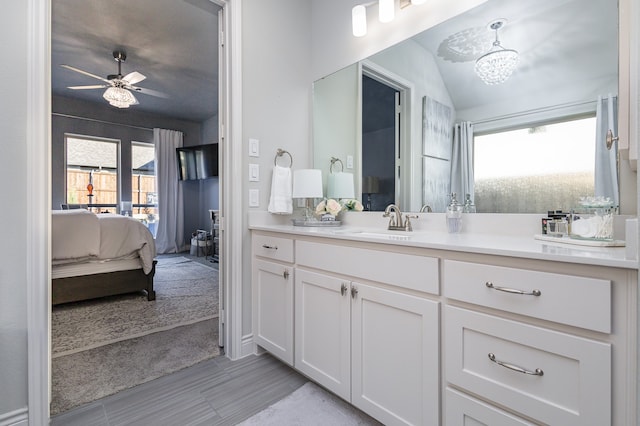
[331, 230, 412, 241]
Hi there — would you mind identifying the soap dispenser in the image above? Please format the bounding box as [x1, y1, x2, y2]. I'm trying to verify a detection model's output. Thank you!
[446, 192, 463, 233]
[463, 193, 476, 213]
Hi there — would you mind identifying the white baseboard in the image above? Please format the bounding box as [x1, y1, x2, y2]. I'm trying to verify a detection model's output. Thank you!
[241, 333, 256, 358]
[0, 408, 28, 426]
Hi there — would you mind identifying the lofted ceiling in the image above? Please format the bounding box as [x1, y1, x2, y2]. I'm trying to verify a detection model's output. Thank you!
[412, 0, 617, 117]
[51, 0, 221, 122]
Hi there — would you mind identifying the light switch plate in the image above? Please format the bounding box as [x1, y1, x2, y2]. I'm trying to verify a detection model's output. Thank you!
[249, 138, 260, 157]
[249, 189, 259, 207]
[346, 155, 354, 169]
[249, 163, 259, 181]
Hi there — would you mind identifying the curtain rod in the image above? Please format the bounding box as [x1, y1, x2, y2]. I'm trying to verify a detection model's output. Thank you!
[52, 112, 154, 132]
[470, 96, 617, 127]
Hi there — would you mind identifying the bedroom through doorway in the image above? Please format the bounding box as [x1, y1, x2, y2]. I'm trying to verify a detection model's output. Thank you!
[49, 0, 226, 416]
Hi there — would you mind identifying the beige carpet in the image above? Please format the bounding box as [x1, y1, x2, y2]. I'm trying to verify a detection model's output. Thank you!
[51, 256, 220, 415]
[238, 382, 381, 425]
[52, 256, 218, 356]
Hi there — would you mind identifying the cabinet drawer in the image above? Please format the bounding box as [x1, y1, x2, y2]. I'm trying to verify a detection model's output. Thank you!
[445, 388, 536, 426]
[296, 240, 439, 294]
[252, 234, 294, 263]
[445, 306, 611, 426]
[443, 260, 611, 333]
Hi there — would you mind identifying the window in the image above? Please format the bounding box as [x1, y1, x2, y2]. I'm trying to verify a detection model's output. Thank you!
[65, 135, 120, 210]
[131, 142, 158, 236]
[474, 116, 596, 213]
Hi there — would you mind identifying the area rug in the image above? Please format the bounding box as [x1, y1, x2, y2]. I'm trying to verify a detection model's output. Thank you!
[51, 318, 220, 415]
[52, 256, 218, 356]
[238, 382, 381, 425]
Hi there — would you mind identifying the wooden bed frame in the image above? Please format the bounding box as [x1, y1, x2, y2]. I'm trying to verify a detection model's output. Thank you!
[52, 260, 157, 305]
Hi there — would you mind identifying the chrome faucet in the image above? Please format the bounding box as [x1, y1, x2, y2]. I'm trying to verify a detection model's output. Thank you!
[383, 204, 418, 231]
[420, 204, 433, 213]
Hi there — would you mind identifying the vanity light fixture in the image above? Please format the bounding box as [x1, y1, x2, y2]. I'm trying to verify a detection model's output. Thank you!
[474, 19, 519, 85]
[352, 0, 427, 37]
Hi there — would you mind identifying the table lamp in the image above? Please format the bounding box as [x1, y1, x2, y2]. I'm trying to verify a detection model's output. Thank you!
[327, 172, 355, 200]
[293, 169, 323, 223]
[362, 176, 379, 211]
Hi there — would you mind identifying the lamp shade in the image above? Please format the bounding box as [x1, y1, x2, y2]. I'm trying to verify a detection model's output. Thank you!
[379, 0, 394, 23]
[327, 172, 355, 199]
[292, 169, 323, 198]
[103, 87, 138, 108]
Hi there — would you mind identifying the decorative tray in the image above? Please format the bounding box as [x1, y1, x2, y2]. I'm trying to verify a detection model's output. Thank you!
[292, 219, 342, 227]
[534, 234, 625, 247]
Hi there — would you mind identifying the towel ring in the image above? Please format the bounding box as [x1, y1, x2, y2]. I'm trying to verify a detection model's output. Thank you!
[330, 157, 344, 173]
[274, 149, 293, 167]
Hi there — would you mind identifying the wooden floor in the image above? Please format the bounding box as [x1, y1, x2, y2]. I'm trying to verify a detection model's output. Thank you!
[50, 353, 310, 426]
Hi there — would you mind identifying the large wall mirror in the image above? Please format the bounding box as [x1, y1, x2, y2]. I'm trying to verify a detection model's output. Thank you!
[313, 0, 636, 214]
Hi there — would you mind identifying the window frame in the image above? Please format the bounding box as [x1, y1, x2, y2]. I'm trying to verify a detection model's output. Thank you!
[64, 133, 122, 210]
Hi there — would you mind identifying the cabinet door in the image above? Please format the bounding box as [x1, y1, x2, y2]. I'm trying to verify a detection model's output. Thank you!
[295, 268, 351, 400]
[252, 258, 294, 365]
[351, 282, 440, 426]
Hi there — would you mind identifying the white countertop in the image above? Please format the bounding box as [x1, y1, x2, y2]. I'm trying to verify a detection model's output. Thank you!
[249, 222, 638, 270]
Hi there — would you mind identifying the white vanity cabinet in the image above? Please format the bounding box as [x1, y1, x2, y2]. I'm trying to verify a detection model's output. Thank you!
[251, 234, 295, 365]
[442, 259, 633, 426]
[294, 240, 440, 426]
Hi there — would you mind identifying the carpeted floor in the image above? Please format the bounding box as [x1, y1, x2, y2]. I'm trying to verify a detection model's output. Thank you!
[52, 256, 219, 356]
[51, 255, 220, 415]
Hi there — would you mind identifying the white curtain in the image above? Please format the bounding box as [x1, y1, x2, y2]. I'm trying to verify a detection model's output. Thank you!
[594, 94, 619, 206]
[154, 128, 185, 254]
[450, 122, 474, 201]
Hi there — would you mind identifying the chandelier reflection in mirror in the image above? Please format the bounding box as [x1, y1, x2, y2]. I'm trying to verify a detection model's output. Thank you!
[474, 19, 519, 85]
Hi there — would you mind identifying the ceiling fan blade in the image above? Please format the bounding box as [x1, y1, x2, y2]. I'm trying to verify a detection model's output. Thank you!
[122, 71, 146, 85]
[68, 85, 109, 90]
[130, 86, 169, 99]
[60, 64, 111, 84]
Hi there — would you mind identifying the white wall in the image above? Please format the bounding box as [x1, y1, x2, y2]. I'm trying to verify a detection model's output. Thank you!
[0, 0, 29, 419]
[241, 0, 312, 337]
[310, 0, 488, 81]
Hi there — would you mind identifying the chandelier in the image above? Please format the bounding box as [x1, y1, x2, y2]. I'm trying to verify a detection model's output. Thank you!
[102, 86, 138, 108]
[474, 19, 519, 85]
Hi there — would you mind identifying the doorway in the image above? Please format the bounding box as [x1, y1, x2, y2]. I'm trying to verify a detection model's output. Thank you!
[361, 75, 399, 211]
[47, 0, 231, 417]
[360, 62, 412, 212]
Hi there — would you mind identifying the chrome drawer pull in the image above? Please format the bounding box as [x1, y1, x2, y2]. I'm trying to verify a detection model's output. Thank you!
[262, 244, 278, 250]
[486, 282, 541, 296]
[488, 353, 544, 376]
[341, 283, 348, 296]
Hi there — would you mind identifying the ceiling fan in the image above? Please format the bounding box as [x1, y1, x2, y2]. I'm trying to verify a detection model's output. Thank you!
[61, 50, 168, 108]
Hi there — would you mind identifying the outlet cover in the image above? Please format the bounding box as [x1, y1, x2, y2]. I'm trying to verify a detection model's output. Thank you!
[249, 189, 259, 207]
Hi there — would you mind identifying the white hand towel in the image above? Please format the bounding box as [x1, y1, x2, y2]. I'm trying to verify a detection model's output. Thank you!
[268, 165, 293, 214]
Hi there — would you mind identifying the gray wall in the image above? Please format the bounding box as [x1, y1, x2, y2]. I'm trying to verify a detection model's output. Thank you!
[0, 1, 28, 418]
[52, 95, 218, 246]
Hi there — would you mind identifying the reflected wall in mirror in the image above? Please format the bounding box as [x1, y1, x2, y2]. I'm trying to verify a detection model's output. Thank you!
[313, 0, 635, 213]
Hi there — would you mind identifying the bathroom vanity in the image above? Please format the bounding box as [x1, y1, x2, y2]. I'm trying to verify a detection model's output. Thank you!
[250, 216, 637, 425]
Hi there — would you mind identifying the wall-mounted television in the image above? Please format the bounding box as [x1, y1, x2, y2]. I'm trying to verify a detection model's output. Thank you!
[176, 143, 219, 180]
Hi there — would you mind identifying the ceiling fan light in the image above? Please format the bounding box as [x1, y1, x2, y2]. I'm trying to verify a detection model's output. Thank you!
[352, 5, 367, 37]
[103, 87, 137, 108]
[379, 0, 394, 23]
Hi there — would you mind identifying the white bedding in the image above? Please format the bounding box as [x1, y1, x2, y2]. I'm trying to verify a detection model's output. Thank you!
[52, 210, 156, 274]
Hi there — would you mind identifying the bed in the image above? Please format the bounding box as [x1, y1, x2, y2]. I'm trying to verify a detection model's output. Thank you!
[51, 209, 157, 305]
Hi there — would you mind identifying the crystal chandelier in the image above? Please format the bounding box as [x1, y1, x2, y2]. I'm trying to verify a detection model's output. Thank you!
[474, 19, 519, 85]
[102, 86, 138, 108]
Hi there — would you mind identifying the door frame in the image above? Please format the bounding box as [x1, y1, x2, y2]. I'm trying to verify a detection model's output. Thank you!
[26, 0, 243, 422]
[359, 60, 414, 211]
